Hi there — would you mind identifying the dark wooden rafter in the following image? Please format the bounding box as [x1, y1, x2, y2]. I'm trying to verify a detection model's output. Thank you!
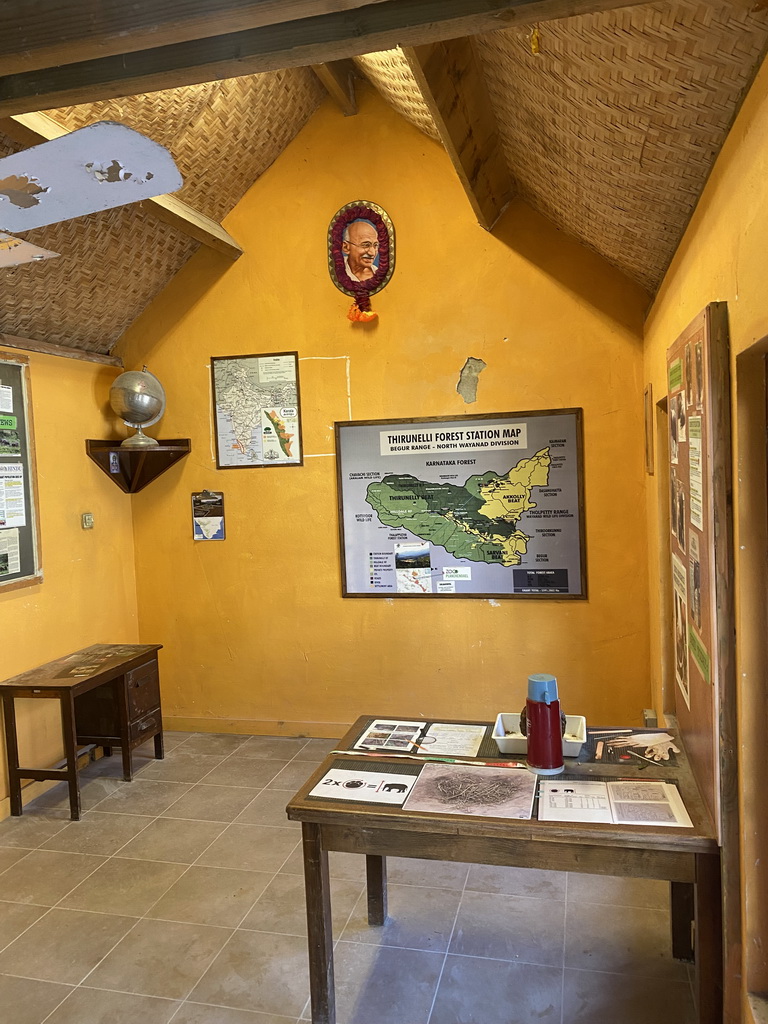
[312, 59, 358, 116]
[0, 112, 243, 261]
[0, 0, 653, 117]
[0, 332, 123, 366]
[404, 38, 514, 230]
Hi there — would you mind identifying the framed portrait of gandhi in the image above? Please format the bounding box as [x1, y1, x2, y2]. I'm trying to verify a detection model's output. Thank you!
[328, 201, 395, 321]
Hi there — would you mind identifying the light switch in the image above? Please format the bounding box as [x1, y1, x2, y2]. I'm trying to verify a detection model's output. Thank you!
[81, 513, 94, 529]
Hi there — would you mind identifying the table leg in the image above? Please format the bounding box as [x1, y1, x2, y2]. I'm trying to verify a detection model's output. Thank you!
[60, 693, 81, 821]
[2, 695, 22, 816]
[154, 730, 165, 760]
[670, 881, 694, 962]
[366, 855, 388, 926]
[694, 852, 723, 1024]
[116, 679, 132, 781]
[302, 822, 335, 1024]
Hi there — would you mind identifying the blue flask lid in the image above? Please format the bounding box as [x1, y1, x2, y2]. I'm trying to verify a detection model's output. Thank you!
[527, 673, 558, 705]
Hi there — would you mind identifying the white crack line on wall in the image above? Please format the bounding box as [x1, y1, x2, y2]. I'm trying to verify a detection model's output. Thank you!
[300, 355, 352, 457]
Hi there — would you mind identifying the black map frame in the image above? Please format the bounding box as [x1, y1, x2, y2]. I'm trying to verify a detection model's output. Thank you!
[335, 409, 587, 599]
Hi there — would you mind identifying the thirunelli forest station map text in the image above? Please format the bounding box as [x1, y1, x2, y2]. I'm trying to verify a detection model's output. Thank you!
[336, 412, 585, 597]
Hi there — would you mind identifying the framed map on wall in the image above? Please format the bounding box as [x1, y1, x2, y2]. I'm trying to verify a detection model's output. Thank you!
[335, 409, 586, 598]
[211, 351, 303, 468]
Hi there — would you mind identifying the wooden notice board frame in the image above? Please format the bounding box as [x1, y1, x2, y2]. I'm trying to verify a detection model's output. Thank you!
[666, 305, 736, 837]
[0, 351, 42, 592]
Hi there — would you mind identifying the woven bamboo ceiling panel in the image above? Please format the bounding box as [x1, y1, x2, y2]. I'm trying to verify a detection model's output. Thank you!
[47, 67, 324, 222]
[354, 51, 439, 141]
[474, 1, 768, 291]
[356, 3, 768, 292]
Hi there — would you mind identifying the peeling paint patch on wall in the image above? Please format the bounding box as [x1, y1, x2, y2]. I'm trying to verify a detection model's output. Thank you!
[457, 356, 487, 403]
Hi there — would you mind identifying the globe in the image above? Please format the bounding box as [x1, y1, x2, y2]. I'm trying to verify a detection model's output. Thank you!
[109, 367, 166, 448]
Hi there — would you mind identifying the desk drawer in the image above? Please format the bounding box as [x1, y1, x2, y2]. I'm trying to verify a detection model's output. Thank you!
[126, 661, 160, 718]
[130, 709, 161, 743]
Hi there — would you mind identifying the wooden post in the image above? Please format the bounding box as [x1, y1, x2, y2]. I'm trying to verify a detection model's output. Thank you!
[366, 854, 388, 926]
[302, 822, 335, 1024]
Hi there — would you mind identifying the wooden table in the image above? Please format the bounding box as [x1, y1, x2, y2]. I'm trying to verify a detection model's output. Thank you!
[286, 715, 722, 1024]
[0, 643, 164, 820]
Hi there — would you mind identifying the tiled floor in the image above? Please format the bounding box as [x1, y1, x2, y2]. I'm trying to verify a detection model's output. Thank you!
[0, 733, 697, 1024]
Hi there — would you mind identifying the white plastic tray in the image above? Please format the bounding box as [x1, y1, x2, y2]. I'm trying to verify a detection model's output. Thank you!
[493, 712, 587, 757]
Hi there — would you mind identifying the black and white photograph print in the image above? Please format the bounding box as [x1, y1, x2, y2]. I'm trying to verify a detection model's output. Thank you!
[403, 763, 536, 819]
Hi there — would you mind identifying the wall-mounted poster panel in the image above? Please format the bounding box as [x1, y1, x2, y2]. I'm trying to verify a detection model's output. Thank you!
[0, 351, 41, 591]
[335, 410, 586, 599]
[666, 303, 735, 844]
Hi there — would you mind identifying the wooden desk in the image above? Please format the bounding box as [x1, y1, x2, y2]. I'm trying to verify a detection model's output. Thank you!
[0, 643, 164, 821]
[286, 715, 722, 1024]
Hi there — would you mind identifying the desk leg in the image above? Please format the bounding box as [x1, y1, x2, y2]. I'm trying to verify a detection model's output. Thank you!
[117, 680, 133, 782]
[302, 822, 335, 1024]
[153, 731, 165, 760]
[366, 855, 388, 926]
[694, 852, 723, 1024]
[670, 881, 694, 962]
[60, 693, 81, 821]
[2, 696, 22, 816]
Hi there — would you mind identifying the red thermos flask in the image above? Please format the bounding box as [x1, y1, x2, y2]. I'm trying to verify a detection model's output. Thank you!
[523, 673, 564, 775]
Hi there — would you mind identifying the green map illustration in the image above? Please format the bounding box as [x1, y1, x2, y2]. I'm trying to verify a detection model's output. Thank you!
[365, 448, 551, 566]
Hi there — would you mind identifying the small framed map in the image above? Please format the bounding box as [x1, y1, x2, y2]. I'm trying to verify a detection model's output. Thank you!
[211, 352, 302, 468]
[335, 410, 586, 598]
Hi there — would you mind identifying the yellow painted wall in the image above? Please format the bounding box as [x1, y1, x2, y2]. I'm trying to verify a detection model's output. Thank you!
[0, 353, 139, 810]
[643, 55, 768, 1013]
[117, 87, 651, 737]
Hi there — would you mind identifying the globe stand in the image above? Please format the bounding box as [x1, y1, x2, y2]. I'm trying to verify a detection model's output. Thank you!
[121, 424, 159, 448]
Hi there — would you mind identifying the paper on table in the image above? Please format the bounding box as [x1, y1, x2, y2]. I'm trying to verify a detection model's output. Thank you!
[309, 768, 416, 804]
[608, 781, 693, 827]
[354, 719, 425, 752]
[421, 723, 486, 757]
[538, 780, 613, 824]
[404, 763, 536, 819]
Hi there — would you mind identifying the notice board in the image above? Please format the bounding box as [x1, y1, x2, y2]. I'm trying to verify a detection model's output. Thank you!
[666, 303, 735, 840]
[0, 352, 41, 590]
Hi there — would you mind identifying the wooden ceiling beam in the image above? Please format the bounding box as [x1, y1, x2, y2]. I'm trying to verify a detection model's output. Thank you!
[0, 332, 123, 366]
[312, 60, 358, 116]
[404, 38, 514, 230]
[0, 112, 243, 262]
[0, 0, 651, 117]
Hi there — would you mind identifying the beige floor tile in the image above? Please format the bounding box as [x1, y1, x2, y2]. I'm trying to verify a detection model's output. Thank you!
[174, 1003, 297, 1023]
[0, 973, 72, 1024]
[140, 752, 227, 784]
[340, 883, 461, 951]
[466, 863, 566, 899]
[328, 942, 443, 1024]
[0, 850, 105, 906]
[40, 812, 153, 856]
[86, 918, 233, 999]
[196, 824, 300, 872]
[201, 759, 290, 790]
[564, 900, 689, 979]
[59, 857, 185, 916]
[91, 780, 192, 816]
[430, 954, 562, 1024]
[237, 737, 310, 760]
[45, 987, 179, 1024]
[29, 777, 125, 814]
[0, 908, 134, 984]
[561, 968, 696, 1022]
[0, 847, 29, 873]
[0, 815, 69, 850]
[566, 871, 669, 909]
[118, 817, 227, 864]
[176, 734, 250, 756]
[266, 761, 323, 792]
[386, 858, 469, 890]
[450, 890, 566, 966]
[0, 901, 48, 950]
[147, 865, 272, 927]
[161, 785, 257, 823]
[280, 849, 366, 882]
[190, 930, 310, 1017]
[235, 790, 299, 829]
[296, 738, 341, 759]
[240, 872, 363, 937]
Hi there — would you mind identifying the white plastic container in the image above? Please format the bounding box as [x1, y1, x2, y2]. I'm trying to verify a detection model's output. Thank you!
[493, 712, 587, 757]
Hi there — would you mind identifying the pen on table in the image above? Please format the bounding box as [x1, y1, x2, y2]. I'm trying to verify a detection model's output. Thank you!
[627, 750, 657, 768]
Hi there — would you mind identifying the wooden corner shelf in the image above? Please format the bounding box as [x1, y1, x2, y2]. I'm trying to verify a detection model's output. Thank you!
[86, 439, 191, 493]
